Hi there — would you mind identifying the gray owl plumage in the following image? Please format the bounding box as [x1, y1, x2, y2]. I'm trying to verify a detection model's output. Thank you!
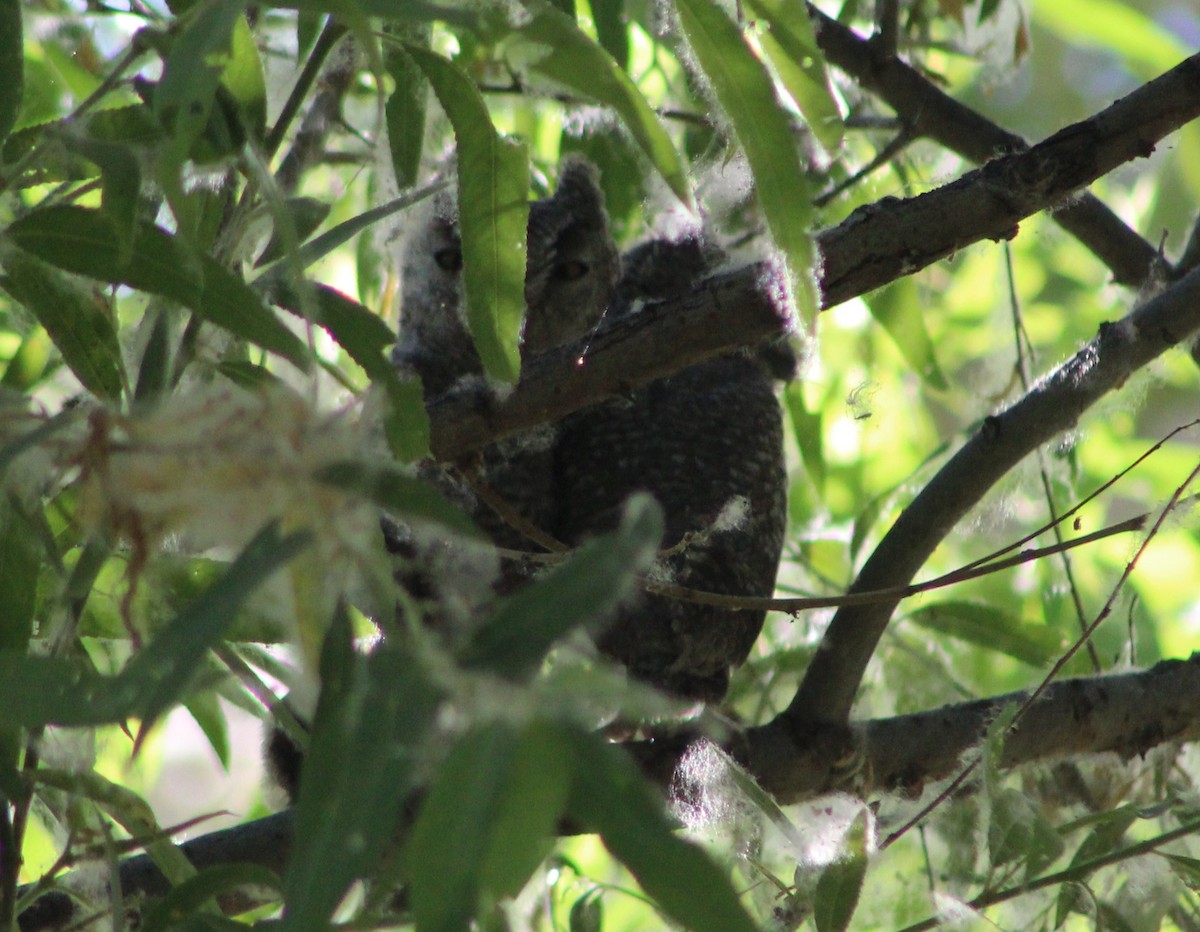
[554, 236, 789, 702]
[394, 164, 788, 703]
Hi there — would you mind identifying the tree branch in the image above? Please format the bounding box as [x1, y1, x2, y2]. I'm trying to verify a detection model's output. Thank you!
[815, 51, 1200, 306]
[808, 6, 1166, 289]
[789, 264, 1200, 727]
[21, 655, 1200, 930]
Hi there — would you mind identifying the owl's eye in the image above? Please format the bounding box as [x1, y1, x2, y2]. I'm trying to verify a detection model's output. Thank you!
[553, 259, 590, 282]
[434, 247, 463, 272]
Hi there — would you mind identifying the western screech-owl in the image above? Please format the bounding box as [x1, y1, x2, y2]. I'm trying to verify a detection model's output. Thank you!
[394, 162, 788, 702]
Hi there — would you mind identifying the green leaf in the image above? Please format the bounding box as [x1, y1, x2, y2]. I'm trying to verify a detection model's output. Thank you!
[459, 493, 662, 679]
[866, 280, 948, 389]
[153, 0, 243, 152]
[407, 722, 570, 931]
[742, 0, 844, 152]
[1033, 0, 1187, 80]
[141, 864, 282, 932]
[221, 14, 267, 140]
[674, 0, 818, 327]
[284, 620, 444, 929]
[256, 197, 332, 267]
[121, 523, 310, 725]
[565, 728, 757, 932]
[0, 0, 23, 148]
[813, 809, 870, 932]
[406, 44, 528, 384]
[0, 246, 126, 400]
[784, 382, 824, 490]
[906, 600, 1062, 667]
[134, 307, 173, 402]
[383, 23, 430, 189]
[0, 497, 39, 652]
[313, 461, 478, 534]
[511, 0, 690, 207]
[7, 206, 312, 370]
[988, 787, 1063, 873]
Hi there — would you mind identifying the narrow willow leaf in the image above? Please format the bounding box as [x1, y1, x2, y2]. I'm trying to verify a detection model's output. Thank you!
[7, 206, 312, 370]
[34, 768, 196, 886]
[813, 810, 870, 932]
[222, 14, 267, 139]
[141, 864, 282, 932]
[907, 600, 1061, 667]
[512, 0, 690, 207]
[675, 0, 818, 326]
[256, 197, 332, 266]
[134, 306, 172, 402]
[867, 279, 948, 389]
[285, 620, 443, 929]
[384, 22, 430, 189]
[459, 493, 662, 679]
[0, 0, 21, 147]
[153, 0, 242, 150]
[784, 381, 824, 490]
[742, 0, 843, 152]
[407, 722, 570, 931]
[0, 246, 125, 400]
[565, 727, 758, 932]
[121, 524, 310, 725]
[406, 44, 528, 384]
[0, 498, 39, 652]
[314, 461, 478, 534]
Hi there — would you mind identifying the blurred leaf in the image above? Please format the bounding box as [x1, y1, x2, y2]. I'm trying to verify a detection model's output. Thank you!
[153, 0, 242, 152]
[384, 22, 430, 189]
[7, 206, 312, 370]
[511, 0, 691, 207]
[284, 612, 444, 929]
[0, 0, 23, 147]
[184, 688, 231, 770]
[867, 280, 948, 389]
[988, 786, 1063, 873]
[591, 0, 628, 68]
[256, 197, 332, 266]
[675, 0, 818, 327]
[407, 722, 570, 931]
[134, 306, 173, 402]
[566, 728, 757, 932]
[1055, 805, 1138, 925]
[141, 864, 281, 932]
[459, 493, 662, 679]
[1033, 0, 1186, 79]
[814, 809, 870, 932]
[314, 461, 478, 534]
[907, 600, 1061, 666]
[742, 0, 844, 152]
[406, 44, 528, 384]
[221, 14, 267, 139]
[33, 767, 197, 885]
[0, 497, 39, 652]
[0, 246, 125, 400]
[785, 382, 825, 490]
[569, 891, 603, 932]
[122, 523, 309, 726]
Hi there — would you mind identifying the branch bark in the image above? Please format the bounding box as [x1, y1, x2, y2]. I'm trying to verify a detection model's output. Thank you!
[789, 263, 1200, 727]
[815, 50, 1200, 306]
[21, 656, 1200, 930]
[807, 5, 1165, 289]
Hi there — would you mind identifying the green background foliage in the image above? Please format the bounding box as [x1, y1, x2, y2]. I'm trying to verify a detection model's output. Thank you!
[2, 0, 1200, 929]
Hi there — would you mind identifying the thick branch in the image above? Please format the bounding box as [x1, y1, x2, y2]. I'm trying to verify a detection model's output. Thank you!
[808, 6, 1164, 288]
[426, 56, 1200, 462]
[790, 264, 1200, 726]
[427, 263, 788, 460]
[815, 51, 1200, 306]
[744, 654, 1200, 802]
